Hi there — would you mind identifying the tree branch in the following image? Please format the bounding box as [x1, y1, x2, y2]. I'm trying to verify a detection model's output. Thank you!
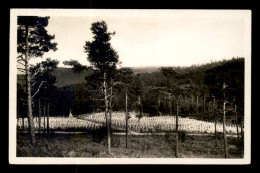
[17, 68, 26, 73]
[31, 81, 45, 99]
[30, 68, 41, 80]
[113, 81, 125, 86]
[17, 61, 25, 67]
[90, 97, 105, 101]
[17, 55, 25, 61]
[19, 98, 27, 102]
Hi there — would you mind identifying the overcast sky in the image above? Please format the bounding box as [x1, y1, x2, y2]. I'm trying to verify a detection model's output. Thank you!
[26, 10, 250, 68]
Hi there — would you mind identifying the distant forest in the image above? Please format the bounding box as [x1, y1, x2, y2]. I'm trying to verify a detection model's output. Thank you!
[17, 57, 244, 123]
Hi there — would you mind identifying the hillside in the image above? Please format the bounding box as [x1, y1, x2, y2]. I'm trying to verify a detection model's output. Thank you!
[130, 66, 160, 74]
[17, 58, 244, 88]
[17, 66, 162, 88]
[17, 58, 244, 119]
[51, 67, 89, 88]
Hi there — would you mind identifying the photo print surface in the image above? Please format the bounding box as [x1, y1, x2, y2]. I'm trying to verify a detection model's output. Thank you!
[9, 9, 251, 164]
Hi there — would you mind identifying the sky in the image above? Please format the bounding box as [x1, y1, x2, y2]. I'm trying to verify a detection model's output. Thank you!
[26, 10, 251, 68]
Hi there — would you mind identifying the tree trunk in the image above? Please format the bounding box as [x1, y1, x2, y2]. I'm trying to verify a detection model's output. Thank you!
[109, 79, 113, 135]
[240, 116, 244, 158]
[169, 100, 172, 115]
[203, 94, 206, 118]
[234, 104, 240, 140]
[157, 97, 160, 115]
[104, 73, 111, 154]
[43, 104, 46, 131]
[191, 94, 194, 107]
[22, 117, 25, 130]
[125, 86, 128, 148]
[47, 102, 50, 137]
[138, 95, 142, 123]
[240, 116, 243, 142]
[196, 94, 199, 114]
[175, 102, 179, 158]
[213, 96, 217, 146]
[25, 25, 36, 145]
[38, 99, 41, 139]
[164, 94, 166, 112]
[223, 83, 228, 158]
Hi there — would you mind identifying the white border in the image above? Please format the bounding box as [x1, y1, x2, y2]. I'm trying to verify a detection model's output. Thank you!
[9, 9, 251, 165]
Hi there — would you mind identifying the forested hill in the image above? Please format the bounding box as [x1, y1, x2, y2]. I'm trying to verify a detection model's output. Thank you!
[51, 67, 161, 87]
[52, 66, 162, 87]
[17, 67, 88, 88]
[17, 57, 244, 118]
[17, 66, 161, 88]
[17, 58, 244, 88]
[52, 67, 89, 88]
[130, 66, 160, 74]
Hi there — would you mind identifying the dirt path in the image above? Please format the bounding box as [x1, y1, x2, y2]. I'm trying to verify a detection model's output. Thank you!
[17, 130, 238, 137]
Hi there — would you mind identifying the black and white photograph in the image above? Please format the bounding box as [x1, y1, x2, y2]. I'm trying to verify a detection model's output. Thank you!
[9, 9, 251, 164]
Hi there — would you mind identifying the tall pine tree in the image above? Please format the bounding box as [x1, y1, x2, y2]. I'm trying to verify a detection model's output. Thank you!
[84, 21, 119, 154]
[17, 16, 57, 145]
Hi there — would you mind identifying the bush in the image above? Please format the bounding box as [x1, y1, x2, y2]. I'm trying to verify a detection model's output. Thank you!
[111, 137, 120, 148]
[216, 132, 223, 140]
[178, 131, 187, 142]
[165, 132, 175, 143]
[143, 105, 158, 116]
[91, 127, 107, 143]
[85, 147, 100, 156]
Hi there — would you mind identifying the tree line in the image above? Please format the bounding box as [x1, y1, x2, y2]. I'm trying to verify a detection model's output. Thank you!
[18, 57, 244, 123]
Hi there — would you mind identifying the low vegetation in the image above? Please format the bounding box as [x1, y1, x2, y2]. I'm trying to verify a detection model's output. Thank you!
[17, 132, 243, 158]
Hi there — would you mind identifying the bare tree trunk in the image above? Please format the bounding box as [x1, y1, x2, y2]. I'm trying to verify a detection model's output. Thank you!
[203, 94, 206, 118]
[38, 99, 41, 139]
[137, 95, 142, 123]
[191, 94, 194, 107]
[25, 25, 36, 145]
[169, 100, 172, 115]
[43, 103, 46, 131]
[213, 96, 217, 146]
[22, 116, 25, 130]
[234, 104, 240, 140]
[223, 83, 228, 158]
[109, 79, 113, 135]
[175, 102, 179, 158]
[125, 86, 128, 148]
[157, 97, 161, 115]
[240, 116, 243, 141]
[47, 102, 50, 137]
[196, 94, 199, 114]
[164, 94, 166, 112]
[104, 73, 111, 154]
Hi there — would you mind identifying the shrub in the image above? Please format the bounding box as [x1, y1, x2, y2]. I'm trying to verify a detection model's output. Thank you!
[165, 132, 175, 143]
[91, 127, 107, 143]
[143, 105, 158, 116]
[216, 132, 223, 140]
[85, 147, 100, 156]
[111, 137, 120, 148]
[178, 131, 187, 142]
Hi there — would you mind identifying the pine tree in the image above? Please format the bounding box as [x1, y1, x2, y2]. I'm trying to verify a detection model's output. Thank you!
[84, 21, 119, 154]
[17, 16, 57, 145]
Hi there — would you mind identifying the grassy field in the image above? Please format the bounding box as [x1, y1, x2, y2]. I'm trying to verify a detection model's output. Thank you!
[17, 131, 243, 158]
